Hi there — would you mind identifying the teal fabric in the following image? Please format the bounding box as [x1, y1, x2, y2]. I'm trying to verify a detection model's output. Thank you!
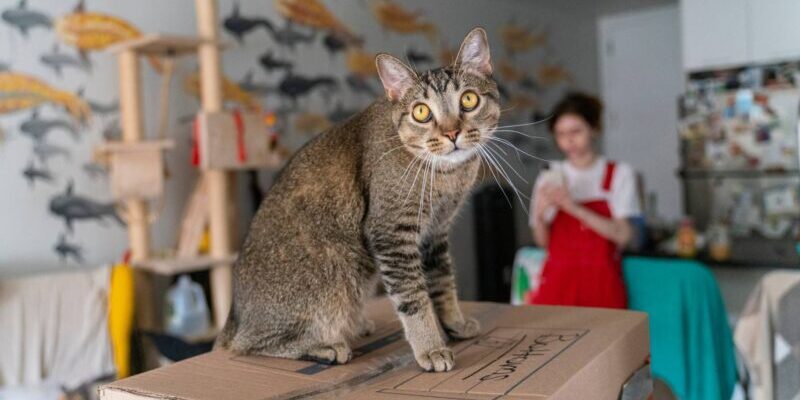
[622, 257, 738, 400]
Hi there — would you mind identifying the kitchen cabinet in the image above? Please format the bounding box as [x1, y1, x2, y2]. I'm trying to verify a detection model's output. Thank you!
[681, 0, 800, 71]
[681, 0, 749, 72]
[750, 0, 800, 64]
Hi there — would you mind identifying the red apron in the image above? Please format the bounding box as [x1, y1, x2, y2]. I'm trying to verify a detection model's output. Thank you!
[530, 162, 628, 309]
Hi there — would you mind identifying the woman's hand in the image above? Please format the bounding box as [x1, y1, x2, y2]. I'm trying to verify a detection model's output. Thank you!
[543, 185, 577, 214]
[534, 184, 556, 221]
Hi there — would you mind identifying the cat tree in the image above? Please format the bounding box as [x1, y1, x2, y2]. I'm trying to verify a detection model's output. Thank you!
[97, 0, 281, 330]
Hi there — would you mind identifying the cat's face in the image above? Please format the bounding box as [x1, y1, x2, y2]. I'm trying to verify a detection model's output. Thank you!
[377, 28, 500, 165]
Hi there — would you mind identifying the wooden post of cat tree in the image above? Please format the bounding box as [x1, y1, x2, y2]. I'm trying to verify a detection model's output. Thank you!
[118, 48, 156, 329]
[196, 0, 233, 329]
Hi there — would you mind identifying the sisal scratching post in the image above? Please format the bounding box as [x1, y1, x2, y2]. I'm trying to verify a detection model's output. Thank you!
[196, 0, 233, 329]
[118, 49, 156, 330]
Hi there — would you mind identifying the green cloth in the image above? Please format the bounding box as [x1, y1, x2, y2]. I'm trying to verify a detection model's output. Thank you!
[623, 257, 738, 400]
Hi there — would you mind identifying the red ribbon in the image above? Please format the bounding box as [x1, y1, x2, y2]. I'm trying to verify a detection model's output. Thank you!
[232, 110, 248, 163]
[191, 116, 200, 166]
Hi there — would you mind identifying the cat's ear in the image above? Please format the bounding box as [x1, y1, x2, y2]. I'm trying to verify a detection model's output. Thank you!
[376, 53, 417, 101]
[455, 27, 492, 76]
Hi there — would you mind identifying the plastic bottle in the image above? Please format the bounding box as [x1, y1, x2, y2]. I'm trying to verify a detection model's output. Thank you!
[165, 275, 211, 338]
[676, 218, 697, 258]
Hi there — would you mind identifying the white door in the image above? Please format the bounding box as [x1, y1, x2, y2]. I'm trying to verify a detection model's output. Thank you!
[599, 5, 684, 221]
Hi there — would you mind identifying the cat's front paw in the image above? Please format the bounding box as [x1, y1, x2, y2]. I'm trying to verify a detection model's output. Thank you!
[416, 347, 454, 372]
[444, 317, 481, 340]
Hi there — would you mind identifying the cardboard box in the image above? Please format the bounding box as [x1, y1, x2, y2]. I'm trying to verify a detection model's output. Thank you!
[100, 300, 650, 400]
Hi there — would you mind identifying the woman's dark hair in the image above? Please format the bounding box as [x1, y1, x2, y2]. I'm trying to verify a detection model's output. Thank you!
[548, 92, 604, 132]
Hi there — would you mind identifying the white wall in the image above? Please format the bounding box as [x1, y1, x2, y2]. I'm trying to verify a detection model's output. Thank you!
[598, 5, 684, 221]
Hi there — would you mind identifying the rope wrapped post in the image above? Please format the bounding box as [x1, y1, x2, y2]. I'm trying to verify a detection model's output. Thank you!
[195, 0, 233, 329]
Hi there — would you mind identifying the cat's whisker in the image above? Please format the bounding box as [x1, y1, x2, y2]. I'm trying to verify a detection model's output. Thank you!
[417, 155, 433, 225]
[484, 142, 528, 184]
[492, 116, 553, 130]
[483, 128, 547, 140]
[397, 154, 424, 199]
[376, 144, 408, 163]
[484, 136, 552, 163]
[478, 144, 529, 211]
[403, 153, 428, 207]
[475, 147, 513, 208]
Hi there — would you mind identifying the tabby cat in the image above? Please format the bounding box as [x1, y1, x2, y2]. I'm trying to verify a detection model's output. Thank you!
[215, 27, 500, 372]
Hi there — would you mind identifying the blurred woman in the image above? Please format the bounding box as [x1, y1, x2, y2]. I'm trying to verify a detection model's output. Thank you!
[529, 92, 640, 308]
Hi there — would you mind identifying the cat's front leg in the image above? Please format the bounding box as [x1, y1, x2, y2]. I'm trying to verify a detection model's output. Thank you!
[422, 231, 481, 340]
[372, 231, 454, 372]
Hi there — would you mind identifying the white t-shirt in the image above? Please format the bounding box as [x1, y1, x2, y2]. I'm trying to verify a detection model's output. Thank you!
[528, 158, 641, 227]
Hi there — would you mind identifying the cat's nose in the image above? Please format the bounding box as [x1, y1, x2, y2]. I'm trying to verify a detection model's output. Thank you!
[444, 130, 461, 142]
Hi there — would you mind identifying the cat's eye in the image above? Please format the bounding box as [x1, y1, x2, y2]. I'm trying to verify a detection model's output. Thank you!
[412, 103, 432, 123]
[460, 91, 480, 111]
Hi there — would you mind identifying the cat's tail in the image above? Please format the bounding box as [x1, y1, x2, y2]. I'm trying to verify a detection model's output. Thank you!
[213, 304, 237, 350]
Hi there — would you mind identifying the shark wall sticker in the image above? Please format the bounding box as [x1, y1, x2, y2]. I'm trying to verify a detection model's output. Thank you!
[278, 72, 337, 104]
[54, 233, 83, 263]
[39, 44, 91, 76]
[49, 181, 124, 232]
[345, 74, 378, 98]
[266, 20, 317, 50]
[22, 160, 54, 187]
[33, 141, 70, 164]
[1, 0, 51, 37]
[20, 109, 78, 142]
[258, 50, 294, 73]
[405, 48, 432, 66]
[88, 98, 119, 115]
[239, 70, 275, 97]
[82, 162, 107, 180]
[223, 2, 273, 44]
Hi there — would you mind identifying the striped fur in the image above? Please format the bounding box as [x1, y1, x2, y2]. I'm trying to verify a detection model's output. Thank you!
[216, 28, 499, 372]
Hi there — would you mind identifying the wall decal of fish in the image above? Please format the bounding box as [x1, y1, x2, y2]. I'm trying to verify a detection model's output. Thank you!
[498, 58, 524, 82]
[223, 2, 273, 44]
[239, 70, 275, 97]
[538, 63, 572, 86]
[39, 44, 91, 76]
[82, 162, 107, 180]
[49, 181, 123, 232]
[346, 48, 378, 78]
[55, 1, 162, 72]
[54, 233, 84, 263]
[22, 160, 54, 187]
[322, 32, 347, 56]
[259, 51, 293, 73]
[406, 48, 432, 66]
[33, 141, 70, 164]
[345, 74, 378, 98]
[184, 72, 261, 112]
[88, 98, 119, 115]
[1, 0, 51, 37]
[278, 73, 337, 104]
[266, 20, 316, 49]
[274, 0, 360, 46]
[500, 22, 547, 55]
[371, 0, 437, 42]
[20, 109, 78, 142]
[0, 72, 91, 123]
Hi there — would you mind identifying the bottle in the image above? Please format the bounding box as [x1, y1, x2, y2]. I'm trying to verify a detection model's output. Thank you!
[165, 275, 211, 338]
[676, 218, 697, 258]
[708, 222, 731, 262]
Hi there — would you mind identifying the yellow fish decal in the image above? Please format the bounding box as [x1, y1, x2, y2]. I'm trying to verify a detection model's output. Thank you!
[0, 72, 90, 123]
[55, 2, 162, 72]
[498, 59, 524, 82]
[274, 0, 360, 46]
[346, 48, 378, 78]
[183, 72, 261, 113]
[538, 63, 572, 86]
[372, 0, 437, 42]
[500, 23, 547, 54]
